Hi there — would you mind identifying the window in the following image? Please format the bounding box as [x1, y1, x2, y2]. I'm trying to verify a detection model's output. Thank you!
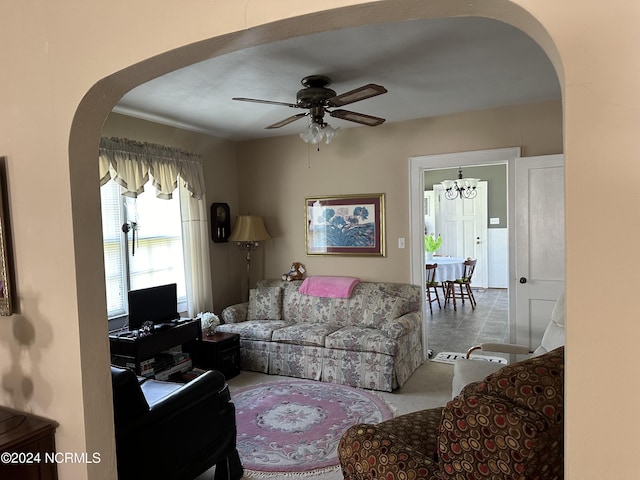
[100, 179, 186, 319]
[99, 136, 211, 321]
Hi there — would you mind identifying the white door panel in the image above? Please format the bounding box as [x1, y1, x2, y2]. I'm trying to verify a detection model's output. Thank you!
[434, 182, 488, 287]
[513, 154, 565, 353]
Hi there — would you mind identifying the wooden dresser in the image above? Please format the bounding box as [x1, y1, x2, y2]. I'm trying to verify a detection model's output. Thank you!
[0, 407, 58, 480]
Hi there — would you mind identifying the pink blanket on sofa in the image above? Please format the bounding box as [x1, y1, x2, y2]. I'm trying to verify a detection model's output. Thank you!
[299, 276, 361, 298]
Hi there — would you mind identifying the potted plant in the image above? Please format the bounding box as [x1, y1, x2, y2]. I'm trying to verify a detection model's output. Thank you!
[424, 233, 442, 260]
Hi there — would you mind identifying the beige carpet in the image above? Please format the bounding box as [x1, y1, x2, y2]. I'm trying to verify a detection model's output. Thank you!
[194, 360, 454, 480]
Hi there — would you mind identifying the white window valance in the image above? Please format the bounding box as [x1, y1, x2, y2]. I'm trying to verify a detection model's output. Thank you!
[99, 137, 205, 200]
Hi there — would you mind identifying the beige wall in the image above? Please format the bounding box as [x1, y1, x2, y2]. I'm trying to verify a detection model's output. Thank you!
[103, 101, 561, 310]
[236, 101, 562, 284]
[1, 1, 639, 478]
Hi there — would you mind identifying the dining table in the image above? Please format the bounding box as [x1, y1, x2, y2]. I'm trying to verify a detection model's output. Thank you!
[426, 256, 466, 283]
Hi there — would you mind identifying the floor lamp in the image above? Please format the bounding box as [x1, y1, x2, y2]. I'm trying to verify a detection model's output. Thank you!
[228, 215, 271, 299]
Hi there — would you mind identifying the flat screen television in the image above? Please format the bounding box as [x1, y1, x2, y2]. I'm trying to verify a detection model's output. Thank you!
[128, 283, 179, 331]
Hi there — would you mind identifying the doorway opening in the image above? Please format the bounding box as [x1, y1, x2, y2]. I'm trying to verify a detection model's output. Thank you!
[424, 165, 507, 358]
[409, 147, 520, 359]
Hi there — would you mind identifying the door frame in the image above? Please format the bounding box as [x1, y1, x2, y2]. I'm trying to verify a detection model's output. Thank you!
[409, 147, 520, 359]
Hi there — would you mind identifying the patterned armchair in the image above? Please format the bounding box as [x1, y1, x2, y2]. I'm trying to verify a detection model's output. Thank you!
[338, 346, 564, 480]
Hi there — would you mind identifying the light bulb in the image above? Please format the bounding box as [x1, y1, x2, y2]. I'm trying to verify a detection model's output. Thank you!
[324, 125, 340, 144]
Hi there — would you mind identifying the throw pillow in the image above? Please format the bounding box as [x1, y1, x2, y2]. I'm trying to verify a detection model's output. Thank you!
[362, 291, 411, 328]
[247, 287, 283, 320]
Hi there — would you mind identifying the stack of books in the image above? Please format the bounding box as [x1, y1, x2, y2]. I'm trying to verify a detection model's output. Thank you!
[153, 350, 192, 381]
[111, 356, 155, 378]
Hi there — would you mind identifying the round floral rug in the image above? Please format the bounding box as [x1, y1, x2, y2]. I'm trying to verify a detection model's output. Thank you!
[233, 380, 394, 475]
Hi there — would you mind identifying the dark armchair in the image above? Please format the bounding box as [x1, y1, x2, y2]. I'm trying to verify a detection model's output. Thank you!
[110, 366, 243, 480]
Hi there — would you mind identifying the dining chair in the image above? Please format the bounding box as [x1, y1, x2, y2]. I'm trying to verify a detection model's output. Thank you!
[425, 263, 441, 314]
[444, 258, 477, 311]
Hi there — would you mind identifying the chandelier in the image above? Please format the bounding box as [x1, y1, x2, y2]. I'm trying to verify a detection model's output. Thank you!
[441, 167, 480, 200]
[299, 122, 340, 145]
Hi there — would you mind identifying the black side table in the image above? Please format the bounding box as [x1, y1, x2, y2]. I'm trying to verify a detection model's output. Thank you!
[185, 332, 240, 379]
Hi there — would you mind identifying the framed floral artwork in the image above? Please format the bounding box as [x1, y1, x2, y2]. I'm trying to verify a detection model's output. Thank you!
[305, 193, 385, 256]
[0, 176, 11, 315]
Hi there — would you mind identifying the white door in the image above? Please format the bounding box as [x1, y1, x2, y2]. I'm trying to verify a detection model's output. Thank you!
[423, 190, 435, 235]
[512, 154, 565, 352]
[434, 181, 488, 288]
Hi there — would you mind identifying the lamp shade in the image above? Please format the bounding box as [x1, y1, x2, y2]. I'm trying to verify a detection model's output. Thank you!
[228, 215, 271, 242]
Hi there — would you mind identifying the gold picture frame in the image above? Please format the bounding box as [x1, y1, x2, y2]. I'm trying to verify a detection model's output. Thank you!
[305, 193, 385, 256]
[0, 176, 12, 316]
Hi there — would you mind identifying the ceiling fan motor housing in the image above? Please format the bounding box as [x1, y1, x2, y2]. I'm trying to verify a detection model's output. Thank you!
[296, 75, 336, 108]
[296, 87, 336, 108]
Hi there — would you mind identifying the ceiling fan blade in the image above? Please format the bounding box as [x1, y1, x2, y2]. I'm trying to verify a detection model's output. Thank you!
[266, 113, 308, 129]
[327, 84, 387, 107]
[232, 97, 300, 109]
[330, 109, 386, 126]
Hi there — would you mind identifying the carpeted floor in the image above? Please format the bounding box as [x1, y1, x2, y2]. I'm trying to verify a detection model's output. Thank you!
[194, 289, 508, 479]
[194, 360, 454, 480]
[233, 379, 393, 477]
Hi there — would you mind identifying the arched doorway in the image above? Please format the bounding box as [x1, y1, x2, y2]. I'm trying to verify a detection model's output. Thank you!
[68, 2, 564, 475]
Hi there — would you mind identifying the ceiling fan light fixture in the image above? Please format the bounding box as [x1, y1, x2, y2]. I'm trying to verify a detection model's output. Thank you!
[299, 122, 339, 145]
[323, 124, 340, 144]
[300, 121, 324, 144]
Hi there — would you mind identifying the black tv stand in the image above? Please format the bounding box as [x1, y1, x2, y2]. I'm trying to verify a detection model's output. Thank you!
[109, 319, 201, 376]
[154, 322, 176, 331]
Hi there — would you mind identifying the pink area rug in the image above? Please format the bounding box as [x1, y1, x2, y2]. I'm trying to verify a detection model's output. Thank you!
[233, 380, 393, 476]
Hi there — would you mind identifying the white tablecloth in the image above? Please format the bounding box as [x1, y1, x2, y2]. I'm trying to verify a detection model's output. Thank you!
[426, 257, 465, 283]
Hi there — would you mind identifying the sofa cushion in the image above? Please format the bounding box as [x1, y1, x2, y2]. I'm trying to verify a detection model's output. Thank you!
[472, 346, 564, 422]
[534, 319, 565, 356]
[451, 358, 503, 398]
[284, 289, 357, 325]
[271, 323, 342, 347]
[380, 312, 420, 340]
[326, 326, 397, 355]
[362, 291, 411, 328]
[217, 320, 291, 341]
[247, 286, 283, 320]
[534, 291, 565, 355]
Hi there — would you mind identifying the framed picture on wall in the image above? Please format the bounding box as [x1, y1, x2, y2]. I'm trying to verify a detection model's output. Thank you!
[305, 193, 385, 256]
[0, 176, 11, 315]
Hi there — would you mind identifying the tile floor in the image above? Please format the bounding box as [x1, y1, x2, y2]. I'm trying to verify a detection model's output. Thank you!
[426, 287, 509, 357]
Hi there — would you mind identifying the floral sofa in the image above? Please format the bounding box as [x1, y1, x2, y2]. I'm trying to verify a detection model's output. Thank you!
[338, 346, 565, 480]
[217, 279, 423, 392]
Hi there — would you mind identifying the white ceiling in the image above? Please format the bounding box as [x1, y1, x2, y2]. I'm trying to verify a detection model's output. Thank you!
[114, 17, 560, 142]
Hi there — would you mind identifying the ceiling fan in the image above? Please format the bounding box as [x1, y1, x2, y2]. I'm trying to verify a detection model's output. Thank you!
[232, 75, 388, 129]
